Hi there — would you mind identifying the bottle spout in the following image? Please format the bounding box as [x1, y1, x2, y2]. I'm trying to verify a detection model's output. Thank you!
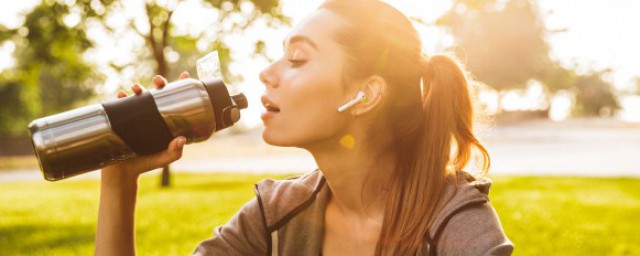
[231, 93, 248, 109]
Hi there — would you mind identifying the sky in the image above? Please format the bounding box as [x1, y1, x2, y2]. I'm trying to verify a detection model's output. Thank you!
[538, 0, 640, 90]
[1, 0, 640, 126]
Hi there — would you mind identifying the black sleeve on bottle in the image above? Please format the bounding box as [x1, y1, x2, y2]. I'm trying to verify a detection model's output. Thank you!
[102, 92, 174, 155]
[202, 78, 233, 131]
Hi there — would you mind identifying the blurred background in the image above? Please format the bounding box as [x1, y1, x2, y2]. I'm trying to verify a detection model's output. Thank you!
[0, 0, 639, 255]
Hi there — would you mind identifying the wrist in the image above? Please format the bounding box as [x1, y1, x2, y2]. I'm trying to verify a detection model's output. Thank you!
[101, 165, 140, 188]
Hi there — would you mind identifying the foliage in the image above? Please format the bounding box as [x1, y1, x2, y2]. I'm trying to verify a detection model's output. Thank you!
[118, 0, 288, 83]
[633, 76, 640, 95]
[537, 62, 577, 93]
[437, 0, 550, 91]
[573, 72, 620, 116]
[114, 0, 288, 186]
[0, 173, 639, 255]
[0, 1, 112, 136]
[437, 0, 621, 116]
[0, 0, 288, 136]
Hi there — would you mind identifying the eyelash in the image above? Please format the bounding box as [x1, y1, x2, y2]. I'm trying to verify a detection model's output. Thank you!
[286, 49, 306, 68]
[288, 59, 306, 68]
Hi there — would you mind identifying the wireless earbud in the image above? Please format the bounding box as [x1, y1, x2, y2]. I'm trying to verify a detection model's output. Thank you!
[337, 91, 367, 112]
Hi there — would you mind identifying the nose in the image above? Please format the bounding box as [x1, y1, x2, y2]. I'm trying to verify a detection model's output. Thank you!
[259, 63, 279, 89]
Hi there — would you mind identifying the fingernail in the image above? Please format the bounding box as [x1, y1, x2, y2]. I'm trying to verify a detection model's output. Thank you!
[177, 137, 186, 149]
[153, 75, 165, 84]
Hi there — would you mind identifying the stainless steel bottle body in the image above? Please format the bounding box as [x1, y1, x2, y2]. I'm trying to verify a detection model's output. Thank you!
[29, 104, 136, 181]
[153, 78, 217, 142]
[29, 78, 247, 181]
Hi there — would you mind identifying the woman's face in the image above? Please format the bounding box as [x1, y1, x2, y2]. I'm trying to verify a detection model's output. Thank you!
[259, 9, 353, 149]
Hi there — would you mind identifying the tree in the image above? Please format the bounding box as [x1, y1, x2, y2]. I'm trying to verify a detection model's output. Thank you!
[115, 0, 286, 186]
[436, 0, 622, 118]
[0, 1, 112, 136]
[634, 77, 640, 95]
[437, 0, 551, 91]
[1, 0, 287, 186]
[573, 71, 620, 117]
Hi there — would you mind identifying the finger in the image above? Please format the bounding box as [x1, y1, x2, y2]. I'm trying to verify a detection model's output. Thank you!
[117, 90, 127, 98]
[178, 71, 190, 80]
[152, 75, 168, 89]
[170, 136, 186, 154]
[131, 83, 146, 95]
[152, 136, 186, 167]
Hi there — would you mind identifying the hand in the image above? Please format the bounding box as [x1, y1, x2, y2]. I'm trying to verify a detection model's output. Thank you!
[102, 71, 192, 181]
[116, 71, 191, 97]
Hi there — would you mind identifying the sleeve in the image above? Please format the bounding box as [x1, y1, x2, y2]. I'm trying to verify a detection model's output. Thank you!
[192, 198, 269, 256]
[436, 203, 514, 256]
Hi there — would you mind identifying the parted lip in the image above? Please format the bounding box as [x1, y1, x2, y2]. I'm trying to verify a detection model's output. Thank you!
[261, 95, 280, 112]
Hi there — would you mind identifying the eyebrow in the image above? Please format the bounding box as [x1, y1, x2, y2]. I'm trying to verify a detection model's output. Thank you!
[282, 35, 319, 50]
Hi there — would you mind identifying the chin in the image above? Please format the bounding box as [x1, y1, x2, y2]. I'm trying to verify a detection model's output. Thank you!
[261, 127, 292, 147]
[263, 129, 335, 153]
[262, 127, 314, 148]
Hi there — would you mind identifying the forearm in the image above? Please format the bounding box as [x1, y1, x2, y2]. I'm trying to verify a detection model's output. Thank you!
[95, 168, 139, 256]
[93, 74, 186, 255]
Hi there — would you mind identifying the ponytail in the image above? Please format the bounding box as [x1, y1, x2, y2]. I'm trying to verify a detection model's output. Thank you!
[317, 1, 491, 255]
[422, 54, 490, 176]
[376, 54, 491, 255]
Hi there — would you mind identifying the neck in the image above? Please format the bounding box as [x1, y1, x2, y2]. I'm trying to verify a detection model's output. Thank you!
[305, 131, 393, 217]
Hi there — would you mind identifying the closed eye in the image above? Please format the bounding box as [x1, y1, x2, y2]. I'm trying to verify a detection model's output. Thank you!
[288, 59, 307, 68]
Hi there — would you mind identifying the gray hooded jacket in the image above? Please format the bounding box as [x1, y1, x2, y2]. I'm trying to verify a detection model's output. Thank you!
[193, 169, 514, 256]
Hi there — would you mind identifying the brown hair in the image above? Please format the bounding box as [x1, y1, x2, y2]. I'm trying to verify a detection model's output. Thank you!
[319, 0, 491, 255]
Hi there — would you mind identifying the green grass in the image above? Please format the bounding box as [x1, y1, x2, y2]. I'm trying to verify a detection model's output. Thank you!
[0, 172, 290, 255]
[1, 173, 639, 255]
[490, 176, 640, 255]
[0, 156, 38, 170]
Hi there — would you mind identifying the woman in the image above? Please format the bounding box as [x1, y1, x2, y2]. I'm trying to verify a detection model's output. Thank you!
[95, 0, 513, 255]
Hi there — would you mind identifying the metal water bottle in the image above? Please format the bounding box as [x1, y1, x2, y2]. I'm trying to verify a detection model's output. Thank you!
[28, 77, 248, 181]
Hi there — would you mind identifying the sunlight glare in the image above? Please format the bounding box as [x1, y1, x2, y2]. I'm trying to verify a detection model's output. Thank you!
[549, 90, 574, 121]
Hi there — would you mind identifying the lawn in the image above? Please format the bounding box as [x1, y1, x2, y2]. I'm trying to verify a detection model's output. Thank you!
[1, 172, 639, 255]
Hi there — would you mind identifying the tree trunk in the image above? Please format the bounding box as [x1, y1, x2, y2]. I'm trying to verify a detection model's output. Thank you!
[145, 3, 174, 187]
[161, 166, 170, 187]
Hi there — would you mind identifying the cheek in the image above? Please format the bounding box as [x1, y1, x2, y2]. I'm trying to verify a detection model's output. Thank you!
[263, 66, 347, 146]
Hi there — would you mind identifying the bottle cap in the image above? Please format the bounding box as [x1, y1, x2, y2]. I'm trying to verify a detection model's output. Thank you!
[197, 51, 223, 81]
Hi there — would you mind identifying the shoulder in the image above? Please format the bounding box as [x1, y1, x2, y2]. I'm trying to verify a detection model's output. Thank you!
[193, 170, 326, 255]
[255, 169, 326, 231]
[428, 172, 514, 256]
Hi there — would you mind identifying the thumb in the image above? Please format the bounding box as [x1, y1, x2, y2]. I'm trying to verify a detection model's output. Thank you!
[152, 136, 186, 167]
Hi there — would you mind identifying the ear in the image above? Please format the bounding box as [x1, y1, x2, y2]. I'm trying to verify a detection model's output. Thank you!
[352, 75, 386, 116]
